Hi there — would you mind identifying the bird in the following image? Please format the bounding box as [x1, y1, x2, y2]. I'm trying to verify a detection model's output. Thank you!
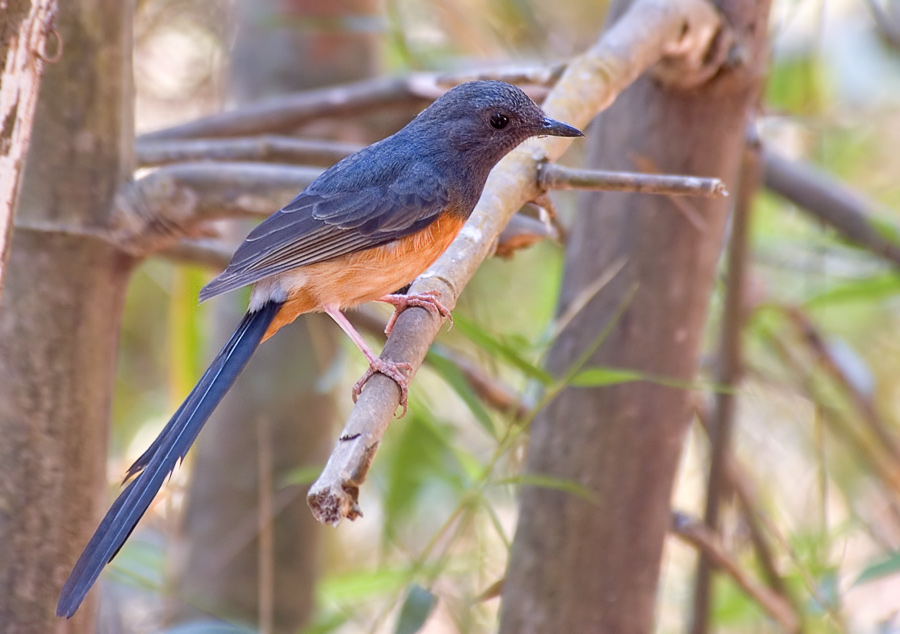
[57, 80, 582, 618]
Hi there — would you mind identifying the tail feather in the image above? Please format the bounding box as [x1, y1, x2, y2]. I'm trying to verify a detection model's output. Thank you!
[57, 301, 281, 618]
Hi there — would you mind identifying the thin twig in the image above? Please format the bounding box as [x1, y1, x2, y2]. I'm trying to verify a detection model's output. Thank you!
[783, 306, 900, 468]
[494, 213, 559, 258]
[539, 163, 728, 198]
[693, 402, 797, 618]
[257, 417, 274, 634]
[692, 143, 760, 634]
[307, 0, 728, 526]
[138, 76, 431, 142]
[763, 149, 900, 268]
[436, 63, 567, 88]
[672, 511, 800, 633]
[136, 136, 361, 168]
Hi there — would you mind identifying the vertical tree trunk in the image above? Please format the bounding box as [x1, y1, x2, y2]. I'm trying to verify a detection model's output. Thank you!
[0, 1, 58, 302]
[0, 1, 134, 633]
[499, 2, 770, 633]
[172, 2, 377, 631]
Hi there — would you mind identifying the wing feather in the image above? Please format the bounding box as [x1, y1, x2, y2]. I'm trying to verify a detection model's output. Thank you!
[199, 157, 452, 302]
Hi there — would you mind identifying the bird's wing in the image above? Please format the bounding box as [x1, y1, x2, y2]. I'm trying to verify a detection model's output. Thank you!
[199, 161, 451, 301]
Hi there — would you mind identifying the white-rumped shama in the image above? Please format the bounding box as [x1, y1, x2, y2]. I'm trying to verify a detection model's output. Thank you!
[57, 80, 582, 617]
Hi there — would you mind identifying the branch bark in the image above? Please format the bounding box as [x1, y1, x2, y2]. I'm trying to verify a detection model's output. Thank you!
[0, 1, 59, 304]
[0, 1, 133, 631]
[498, 0, 771, 630]
[136, 136, 360, 168]
[672, 512, 799, 632]
[540, 163, 728, 198]
[307, 0, 727, 525]
[763, 148, 900, 268]
[691, 142, 760, 634]
[138, 75, 431, 142]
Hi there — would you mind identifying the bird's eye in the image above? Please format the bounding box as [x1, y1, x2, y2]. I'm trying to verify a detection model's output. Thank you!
[490, 112, 510, 130]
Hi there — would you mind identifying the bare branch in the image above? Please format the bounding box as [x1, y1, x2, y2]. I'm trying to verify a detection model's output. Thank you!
[138, 76, 431, 142]
[136, 136, 361, 168]
[672, 511, 800, 633]
[0, 1, 59, 305]
[436, 63, 566, 88]
[692, 145, 759, 634]
[307, 0, 728, 526]
[866, 0, 900, 51]
[763, 149, 900, 268]
[495, 213, 558, 258]
[539, 163, 728, 198]
[784, 307, 900, 468]
[113, 163, 322, 255]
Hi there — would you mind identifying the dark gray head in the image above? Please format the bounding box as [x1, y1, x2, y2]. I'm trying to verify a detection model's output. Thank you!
[411, 80, 582, 161]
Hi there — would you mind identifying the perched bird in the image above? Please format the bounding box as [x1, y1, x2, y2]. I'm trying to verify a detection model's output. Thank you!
[57, 80, 582, 618]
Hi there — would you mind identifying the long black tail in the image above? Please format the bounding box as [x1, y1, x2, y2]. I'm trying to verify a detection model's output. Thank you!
[57, 301, 281, 618]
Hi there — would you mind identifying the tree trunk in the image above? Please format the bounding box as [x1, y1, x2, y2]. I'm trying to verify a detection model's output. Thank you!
[0, 0, 58, 302]
[0, 1, 134, 633]
[172, 1, 377, 631]
[498, 2, 771, 633]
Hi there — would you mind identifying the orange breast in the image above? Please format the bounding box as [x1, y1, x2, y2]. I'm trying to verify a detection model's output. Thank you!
[263, 211, 466, 339]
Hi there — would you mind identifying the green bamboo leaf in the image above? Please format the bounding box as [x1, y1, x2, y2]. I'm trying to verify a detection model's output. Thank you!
[569, 367, 645, 387]
[853, 552, 900, 586]
[492, 474, 595, 502]
[452, 315, 553, 385]
[426, 347, 497, 438]
[394, 584, 437, 634]
[279, 464, 325, 488]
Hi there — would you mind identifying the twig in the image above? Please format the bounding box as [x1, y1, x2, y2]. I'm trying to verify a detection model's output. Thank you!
[138, 76, 432, 141]
[672, 511, 800, 633]
[307, 0, 728, 526]
[763, 149, 900, 268]
[257, 417, 274, 634]
[865, 0, 900, 51]
[436, 63, 567, 88]
[693, 402, 795, 606]
[136, 136, 361, 168]
[539, 163, 728, 198]
[692, 143, 759, 634]
[783, 306, 900, 468]
[761, 325, 900, 504]
[495, 213, 559, 258]
[113, 163, 322, 255]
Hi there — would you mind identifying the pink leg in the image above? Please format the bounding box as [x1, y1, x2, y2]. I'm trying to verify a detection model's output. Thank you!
[324, 305, 412, 415]
[378, 289, 452, 336]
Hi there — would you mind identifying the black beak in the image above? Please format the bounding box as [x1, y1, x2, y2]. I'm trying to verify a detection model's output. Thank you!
[540, 117, 584, 138]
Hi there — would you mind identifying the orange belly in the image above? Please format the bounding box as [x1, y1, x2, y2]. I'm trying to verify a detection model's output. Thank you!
[263, 211, 466, 339]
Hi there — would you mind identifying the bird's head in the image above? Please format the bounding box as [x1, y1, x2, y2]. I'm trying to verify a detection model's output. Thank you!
[413, 80, 583, 162]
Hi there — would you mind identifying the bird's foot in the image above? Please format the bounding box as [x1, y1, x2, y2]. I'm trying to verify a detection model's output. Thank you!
[380, 290, 453, 336]
[352, 358, 413, 416]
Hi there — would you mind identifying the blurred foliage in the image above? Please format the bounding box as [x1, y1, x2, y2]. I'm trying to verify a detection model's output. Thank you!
[99, 0, 900, 632]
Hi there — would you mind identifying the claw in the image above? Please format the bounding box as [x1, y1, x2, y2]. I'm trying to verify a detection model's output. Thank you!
[352, 358, 413, 416]
[380, 289, 453, 336]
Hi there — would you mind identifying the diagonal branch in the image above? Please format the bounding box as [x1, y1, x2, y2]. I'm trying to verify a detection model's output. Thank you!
[138, 76, 432, 142]
[763, 149, 900, 268]
[136, 136, 361, 168]
[307, 0, 728, 525]
[672, 512, 799, 632]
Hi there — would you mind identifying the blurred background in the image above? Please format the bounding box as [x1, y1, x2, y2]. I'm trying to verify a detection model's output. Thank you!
[100, 0, 900, 631]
